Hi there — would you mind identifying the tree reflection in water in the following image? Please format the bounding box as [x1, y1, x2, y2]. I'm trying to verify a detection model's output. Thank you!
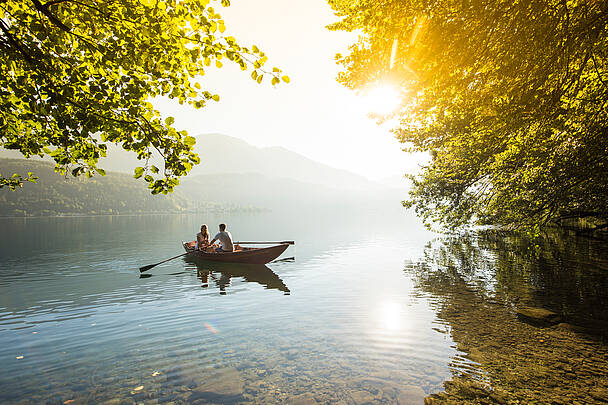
[407, 230, 608, 404]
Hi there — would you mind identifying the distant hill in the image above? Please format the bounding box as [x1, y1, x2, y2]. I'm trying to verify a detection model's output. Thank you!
[0, 133, 383, 191]
[378, 174, 411, 189]
[179, 172, 391, 211]
[46, 133, 382, 191]
[0, 159, 258, 217]
[188, 133, 382, 191]
[0, 134, 403, 216]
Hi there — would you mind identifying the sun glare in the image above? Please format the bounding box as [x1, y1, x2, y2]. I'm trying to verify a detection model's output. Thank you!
[365, 84, 402, 116]
[379, 301, 403, 331]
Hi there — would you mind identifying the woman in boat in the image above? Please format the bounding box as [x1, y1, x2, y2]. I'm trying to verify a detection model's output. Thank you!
[195, 224, 210, 251]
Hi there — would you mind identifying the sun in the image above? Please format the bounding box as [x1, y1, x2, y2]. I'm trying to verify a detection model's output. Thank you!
[365, 83, 402, 115]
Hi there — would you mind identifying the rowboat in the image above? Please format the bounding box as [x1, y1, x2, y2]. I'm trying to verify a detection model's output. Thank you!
[182, 242, 290, 265]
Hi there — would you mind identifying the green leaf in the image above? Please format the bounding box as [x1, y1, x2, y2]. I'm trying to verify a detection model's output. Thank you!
[183, 136, 196, 146]
[134, 167, 144, 179]
[281, 75, 290, 83]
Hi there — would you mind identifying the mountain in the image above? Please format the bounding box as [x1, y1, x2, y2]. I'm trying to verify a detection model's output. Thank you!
[61, 133, 381, 191]
[0, 133, 401, 216]
[188, 133, 381, 191]
[378, 174, 411, 190]
[179, 172, 391, 212]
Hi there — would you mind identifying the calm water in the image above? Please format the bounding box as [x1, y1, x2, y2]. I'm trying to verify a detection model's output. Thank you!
[1, 206, 608, 404]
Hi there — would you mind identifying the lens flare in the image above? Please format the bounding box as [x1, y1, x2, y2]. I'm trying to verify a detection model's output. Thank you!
[204, 321, 218, 334]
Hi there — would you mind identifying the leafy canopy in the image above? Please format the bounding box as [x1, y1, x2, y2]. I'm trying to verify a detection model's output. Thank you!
[328, 0, 608, 232]
[0, 0, 289, 193]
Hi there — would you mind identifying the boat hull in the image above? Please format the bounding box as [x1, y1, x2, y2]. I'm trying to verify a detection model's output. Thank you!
[183, 243, 289, 265]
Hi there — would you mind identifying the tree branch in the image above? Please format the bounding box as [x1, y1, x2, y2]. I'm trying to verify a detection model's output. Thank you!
[30, 0, 71, 32]
[0, 18, 36, 64]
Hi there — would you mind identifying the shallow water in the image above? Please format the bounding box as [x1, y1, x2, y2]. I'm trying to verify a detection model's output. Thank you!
[410, 232, 608, 404]
[0, 208, 607, 404]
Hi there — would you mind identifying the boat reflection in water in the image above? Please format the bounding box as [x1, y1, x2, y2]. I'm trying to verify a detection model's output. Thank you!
[184, 256, 290, 295]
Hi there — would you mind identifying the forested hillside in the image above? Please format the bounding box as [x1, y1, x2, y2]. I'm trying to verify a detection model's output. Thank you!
[0, 159, 238, 217]
[0, 156, 398, 217]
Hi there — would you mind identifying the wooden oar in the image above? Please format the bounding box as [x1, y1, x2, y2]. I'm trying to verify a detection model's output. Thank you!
[139, 252, 189, 273]
[235, 241, 295, 245]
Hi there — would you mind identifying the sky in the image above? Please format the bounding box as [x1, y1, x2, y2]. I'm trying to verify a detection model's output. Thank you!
[153, 0, 426, 182]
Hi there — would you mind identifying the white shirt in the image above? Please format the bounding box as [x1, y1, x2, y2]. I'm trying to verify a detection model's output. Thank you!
[213, 231, 234, 252]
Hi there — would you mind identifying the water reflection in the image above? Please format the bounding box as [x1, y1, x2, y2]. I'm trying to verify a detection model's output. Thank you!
[409, 230, 608, 403]
[184, 258, 290, 295]
[412, 230, 608, 332]
[377, 301, 404, 331]
[0, 211, 444, 405]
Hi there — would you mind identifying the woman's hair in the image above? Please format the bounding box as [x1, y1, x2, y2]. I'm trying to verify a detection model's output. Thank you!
[200, 224, 209, 238]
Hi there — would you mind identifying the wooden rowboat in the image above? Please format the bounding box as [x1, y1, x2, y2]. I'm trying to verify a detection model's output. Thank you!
[182, 242, 289, 265]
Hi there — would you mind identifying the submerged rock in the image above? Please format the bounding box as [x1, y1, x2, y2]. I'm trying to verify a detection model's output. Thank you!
[290, 392, 318, 405]
[188, 367, 245, 403]
[516, 307, 561, 326]
[555, 323, 592, 334]
[349, 389, 376, 404]
[396, 385, 426, 405]
[425, 378, 507, 404]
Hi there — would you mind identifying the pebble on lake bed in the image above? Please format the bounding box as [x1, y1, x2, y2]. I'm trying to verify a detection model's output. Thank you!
[16, 356, 23, 359]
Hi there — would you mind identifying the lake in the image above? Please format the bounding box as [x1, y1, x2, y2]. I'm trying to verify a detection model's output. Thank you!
[1, 204, 607, 404]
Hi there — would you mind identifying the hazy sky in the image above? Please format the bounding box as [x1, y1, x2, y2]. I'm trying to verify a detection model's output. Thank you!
[154, 0, 426, 182]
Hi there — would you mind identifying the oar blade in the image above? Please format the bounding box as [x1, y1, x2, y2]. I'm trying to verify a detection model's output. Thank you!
[139, 264, 157, 273]
[139, 251, 190, 273]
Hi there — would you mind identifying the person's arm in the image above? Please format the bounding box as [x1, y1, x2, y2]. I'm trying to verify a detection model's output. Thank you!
[210, 233, 220, 246]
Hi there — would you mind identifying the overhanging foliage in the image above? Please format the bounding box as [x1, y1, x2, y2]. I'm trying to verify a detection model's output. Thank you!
[0, 0, 288, 194]
[329, 0, 608, 232]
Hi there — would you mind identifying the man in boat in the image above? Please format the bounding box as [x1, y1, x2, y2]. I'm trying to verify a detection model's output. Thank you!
[209, 223, 234, 253]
